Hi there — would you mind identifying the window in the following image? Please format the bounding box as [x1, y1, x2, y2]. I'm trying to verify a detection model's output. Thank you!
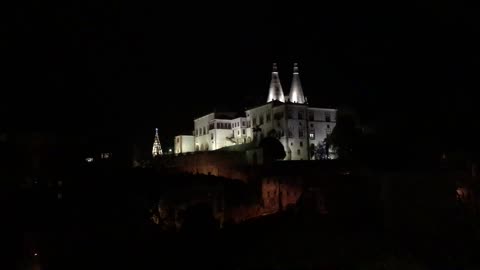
[203, 127, 206, 134]
[299, 129, 304, 138]
[297, 149, 301, 155]
[242, 121, 246, 126]
[259, 115, 264, 125]
[211, 133, 214, 140]
[287, 109, 293, 119]
[177, 137, 180, 143]
[274, 112, 284, 120]
[325, 112, 331, 122]
[310, 123, 313, 128]
[209, 123, 214, 130]
[300, 141, 303, 147]
[298, 111, 304, 120]
[242, 129, 246, 135]
[308, 111, 314, 121]
[195, 129, 198, 136]
[228, 123, 231, 129]
[309, 130, 315, 140]
[237, 130, 240, 135]
[266, 113, 271, 122]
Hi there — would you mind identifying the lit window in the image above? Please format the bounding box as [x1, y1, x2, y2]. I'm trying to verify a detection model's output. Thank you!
[85, 157, 94, 163]
[309, 130, 315, 140]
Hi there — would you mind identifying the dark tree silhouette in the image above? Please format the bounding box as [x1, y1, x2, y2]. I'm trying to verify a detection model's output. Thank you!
[326, 109, 364, 161]
[259, 137, 286, 162]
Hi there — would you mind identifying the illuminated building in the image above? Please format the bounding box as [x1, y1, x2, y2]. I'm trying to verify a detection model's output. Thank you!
[177, 63, 337, 160]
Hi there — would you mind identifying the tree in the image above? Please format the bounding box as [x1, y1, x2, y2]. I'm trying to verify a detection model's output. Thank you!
[260, 137, 286, 162]
[326, 109, 364, 160]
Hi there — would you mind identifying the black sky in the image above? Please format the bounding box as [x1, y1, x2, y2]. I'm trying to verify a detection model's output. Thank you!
[4, 0, 480, 153]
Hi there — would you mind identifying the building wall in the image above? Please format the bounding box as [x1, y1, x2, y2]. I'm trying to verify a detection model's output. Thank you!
[231, 117, 248, 144]
[189, 104, 336, 160]
[194, 113, 214, 151]
[307, 108, 337, 159]
[174, 135, 195, 154]
[211, 128, 234, 150]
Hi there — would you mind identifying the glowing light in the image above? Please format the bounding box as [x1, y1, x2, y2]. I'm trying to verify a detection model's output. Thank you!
[85, 157, 94, 163]
[152, 128, 163, 157]
[34, 253, 38, 256]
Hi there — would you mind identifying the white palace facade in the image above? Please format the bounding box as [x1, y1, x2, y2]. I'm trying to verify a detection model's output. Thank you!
[173, 63, 337, 160]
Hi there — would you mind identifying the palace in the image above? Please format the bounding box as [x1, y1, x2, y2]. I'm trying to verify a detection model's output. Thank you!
[169, 63, 337, 160]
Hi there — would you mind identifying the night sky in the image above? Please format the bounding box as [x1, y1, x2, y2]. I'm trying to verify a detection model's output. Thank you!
[4, 1, 480, 154]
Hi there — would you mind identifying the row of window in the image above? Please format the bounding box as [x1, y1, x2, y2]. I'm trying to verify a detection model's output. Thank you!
[196, 122, 234, 136]
[251, 110, 332, 128]
[236, 129, 246, 136]
[233, 121, 246, 128]
[195, 126, 208, 136]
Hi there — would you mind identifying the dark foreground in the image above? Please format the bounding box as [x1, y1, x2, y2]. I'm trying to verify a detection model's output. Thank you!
[12, 167, 480, 270]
